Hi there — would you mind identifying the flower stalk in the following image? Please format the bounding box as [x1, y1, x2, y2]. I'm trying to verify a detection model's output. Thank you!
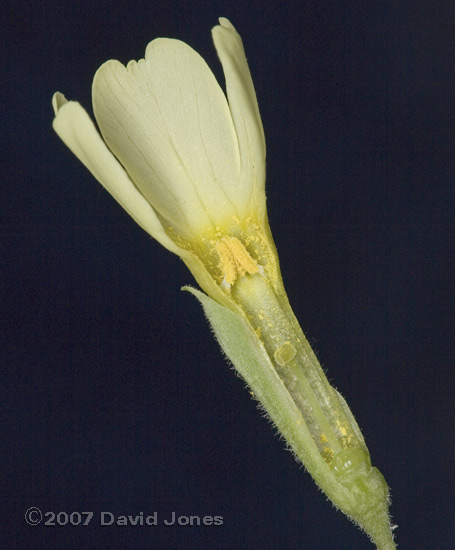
[51, 17, 396, 549]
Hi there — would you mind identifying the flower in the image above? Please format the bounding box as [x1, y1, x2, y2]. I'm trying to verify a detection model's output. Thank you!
[52, 17, 280, 308]
[52, 18, 396, 549]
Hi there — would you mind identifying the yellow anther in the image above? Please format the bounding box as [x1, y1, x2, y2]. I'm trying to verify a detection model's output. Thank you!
[215, 236, 258, 285]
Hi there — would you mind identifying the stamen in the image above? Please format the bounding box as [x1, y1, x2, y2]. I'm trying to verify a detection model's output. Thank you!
[215, 236, 258, 286]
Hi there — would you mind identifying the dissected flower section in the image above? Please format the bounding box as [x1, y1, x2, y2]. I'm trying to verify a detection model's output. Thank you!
[52, 18, 396, 550]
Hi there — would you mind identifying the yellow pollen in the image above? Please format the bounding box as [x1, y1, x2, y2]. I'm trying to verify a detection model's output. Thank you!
[336, 419, 348, 437]
[215, 236, 258, 285]
[321, 446, 335, 463]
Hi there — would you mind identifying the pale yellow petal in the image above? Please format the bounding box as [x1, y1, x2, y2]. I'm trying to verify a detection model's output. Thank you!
[92, 39, 251, 239]
[211, 18, 266, 219]
[52, 92, 183, 256]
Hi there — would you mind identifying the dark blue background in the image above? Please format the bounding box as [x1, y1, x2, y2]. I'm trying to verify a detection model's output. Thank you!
[2, 1, 453, 548]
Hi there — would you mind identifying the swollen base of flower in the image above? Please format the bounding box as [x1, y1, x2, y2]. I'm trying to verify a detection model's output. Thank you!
[186, 269, 396, 550]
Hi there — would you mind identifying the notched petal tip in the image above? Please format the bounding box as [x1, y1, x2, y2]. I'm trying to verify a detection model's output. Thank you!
[92, 58, 126, 94]
[52, 92, 68, 115]
[94, 38, 191, 80]
[212, 17, 243, 54]
[144, 37, 185, 55]
[217, 17, 236, 31]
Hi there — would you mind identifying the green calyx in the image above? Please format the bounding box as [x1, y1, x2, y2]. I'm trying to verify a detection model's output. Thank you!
[185, 277, 396, 550]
